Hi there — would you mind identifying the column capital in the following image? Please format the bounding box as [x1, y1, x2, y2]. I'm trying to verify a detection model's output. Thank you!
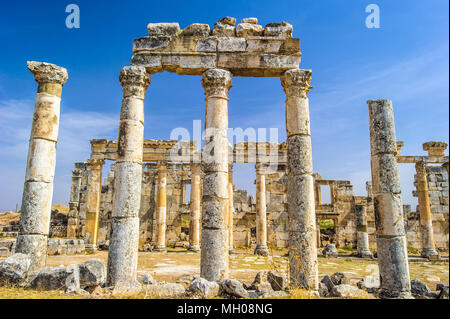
[87, 159, 105, 170]
[27, 61, 68, 86]
[423, 141, 447, 157]
[119, 66, 151, 98]
[281, 69, 312, 98]
[157, 161, 168, 172]
[415, 160, 427, 174]
[190, 162, 202, 174]
[255, 162, 269, 174]
[72, 168, 83, 177]
[201, 68, 232, 98]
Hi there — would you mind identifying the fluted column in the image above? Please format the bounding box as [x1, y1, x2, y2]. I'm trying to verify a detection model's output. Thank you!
[415, 161, 439, 259]
[67, 166, 83, 238]
[355, 204, 373, 258]
[154, 161, 168, 252]
[367, 99, 411, 298]
[281, 69, 318, 291]
[228, 163, 234, 254]
[16, 61, 68, 271]
[200, 68, 232, 281]
[106, 66, 150, 292]
[255, 163, 269, 256]
[188, 163, 201, 252]
[85, 158, 105, 251]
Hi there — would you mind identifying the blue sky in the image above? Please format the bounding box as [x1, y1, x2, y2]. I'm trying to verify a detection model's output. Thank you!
[0, 0, 448, 211]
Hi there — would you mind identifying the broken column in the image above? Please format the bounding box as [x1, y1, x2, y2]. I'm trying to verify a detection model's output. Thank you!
[106, 66, 150, 292]
[255, 163, 269, 256]
[281, 69, 319, 291]
[154, 161, 168, 252]
[67, 165, 83, 238]
[367, 99, 411, 298]
[188, 163, 201, 252]
[228, 163, 234, 254]
[355, 204, 373, 258]
[200, 68, 232, 281]
[415, 161, 439, 259]
[85, 157, 105, 251]
[15, 61, 68, 271]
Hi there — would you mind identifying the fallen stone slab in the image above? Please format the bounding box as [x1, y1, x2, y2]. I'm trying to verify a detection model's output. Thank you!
[144, 283, 186, 298]
[188, 277, 219, 297]
[357, 276, 380, 293]
[0, 253, 32, 286]
[79, 259, 106, 288]
[29, 265, 80, 293]
[330, 284, 371, 298]
[220, 279, 249, 298]
[268, 271, 287, 291]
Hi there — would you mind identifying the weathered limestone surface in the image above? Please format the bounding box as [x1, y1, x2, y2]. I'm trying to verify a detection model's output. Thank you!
[254, 163, 269, 256]
[367, 99, 411, 298]
[355, 205, 372, 258]
[154, 161, 168, 251]
[415, 161, 439, 258]
[131, 18, 301, 77]
[16, 61, 68, 272]
[106, 66, 150, 293]
[281, 69, 318, 291]
[67, 166, 83, 238]
[200, 68, 231, 281]
[227, 164, 234, 253]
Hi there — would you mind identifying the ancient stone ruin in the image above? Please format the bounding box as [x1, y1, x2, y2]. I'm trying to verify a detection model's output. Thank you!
[0, 17, 448, 299]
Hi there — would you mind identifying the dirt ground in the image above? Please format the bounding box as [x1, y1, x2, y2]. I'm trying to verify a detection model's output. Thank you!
[1, 247, 448, 299]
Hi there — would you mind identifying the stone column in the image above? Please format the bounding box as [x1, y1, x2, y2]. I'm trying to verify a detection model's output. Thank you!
[367, 99, 411, 298]
[15, 62, 68, 271]
[281, 69, 318, 291]
[106, 66, 150, 292]
[200, 68, 232, 281]
[415, 161, 439, 259]
[188, 163, 201, 252]
[316, 217, 321, 248]
[154, 161, 168, 252]
[85, 158, 105, 251]
[443, 162, 449, 175]
[67, 166, 83, 238]
[355, 204, 373, 258]
[255, 163, 269, 256]
[228, 163, 235, 254]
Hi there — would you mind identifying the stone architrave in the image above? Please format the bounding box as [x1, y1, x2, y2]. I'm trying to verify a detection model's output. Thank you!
[200, 68, 232, 281]
[16, 61, 68, 272]
[367, 99, 411, 298]
[106, 66, 150, 293]
[281, 69, 319, 291]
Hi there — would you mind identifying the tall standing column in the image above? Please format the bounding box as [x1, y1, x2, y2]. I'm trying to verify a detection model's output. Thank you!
[255, 163, 269, 256]
[85, 158, 105, 251]
[16, 62, 68, 272]
[154, 161, 168, 252]
[228, 163, 234, 254]
[367, 99, 411, 298]
[106, 66, 150, 292]
[355, 204, 373, 258]
[188, 163, 201, 252]
[281, 69, 318, 291]
[200, 68, 232, 281]
[415, 161, 439, 259]
[67, 166, 83, 238]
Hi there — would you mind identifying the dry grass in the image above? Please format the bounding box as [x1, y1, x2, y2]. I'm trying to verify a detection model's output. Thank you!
[52, 204, 69, 214]
[0, 212, 20, 225]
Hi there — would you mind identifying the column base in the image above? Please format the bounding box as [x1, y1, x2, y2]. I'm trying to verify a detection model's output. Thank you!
[85, 244, 97, 253]
[188, 245, 200, 252]
[357, 249, 373, 259]
[378, 289, 413, 299]
[254, 245, 269, 256]
[153, 245, 166, 252]
[421, 248, 439, 259]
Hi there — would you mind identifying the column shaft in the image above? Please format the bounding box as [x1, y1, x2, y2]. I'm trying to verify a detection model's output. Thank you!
[200, 69, 232, 281]
[355, 204, 373, 258]
[255, 164, 269, 255]
[228, 163, 234, 253]
[415, 161, 438, 258]
[154, 162, 168, 251]
[85, 159, 104, 249]
[189, 163, 201, 251]
[106, 66, 150, 292]
[367, 99, 411, 298]
[67, 166, 83, 238]
[16, 61, 68, 272]
[281, 69, 319, 290]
